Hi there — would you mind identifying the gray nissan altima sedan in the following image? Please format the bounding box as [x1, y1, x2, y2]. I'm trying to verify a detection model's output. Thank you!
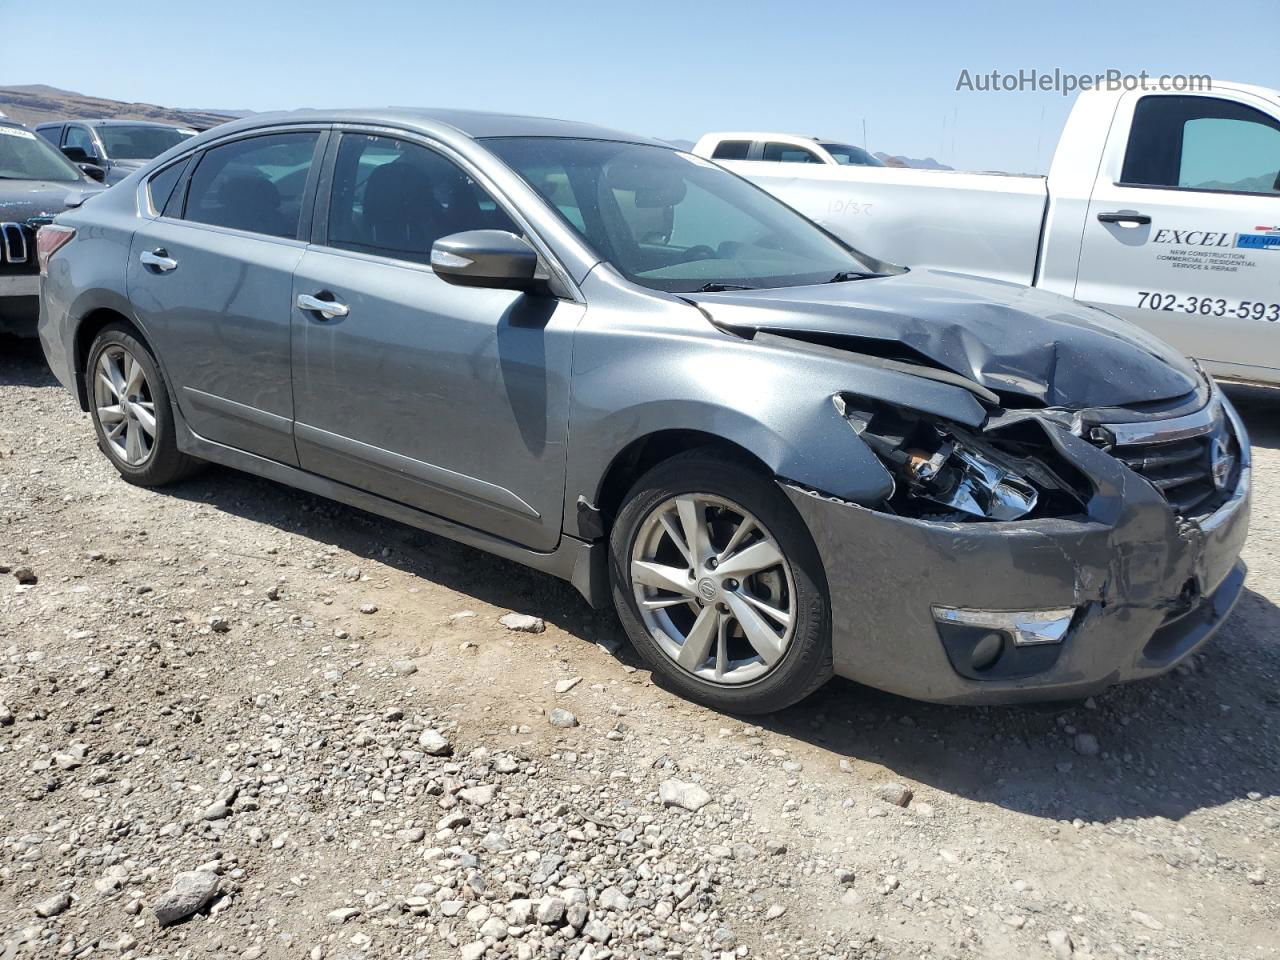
[36, 108, 1250, 713]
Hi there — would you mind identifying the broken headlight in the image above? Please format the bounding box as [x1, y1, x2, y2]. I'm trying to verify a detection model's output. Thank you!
[835, 395, 1084, 522]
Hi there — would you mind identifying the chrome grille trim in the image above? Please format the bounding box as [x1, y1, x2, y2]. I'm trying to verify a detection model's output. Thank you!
[1090, 384, 1239, 519]
[1100, 396, 1220, 446]
[1, 222, 29, 264]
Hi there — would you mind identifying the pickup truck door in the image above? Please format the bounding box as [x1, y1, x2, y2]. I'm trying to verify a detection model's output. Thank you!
[1074, 89, 1280, 383]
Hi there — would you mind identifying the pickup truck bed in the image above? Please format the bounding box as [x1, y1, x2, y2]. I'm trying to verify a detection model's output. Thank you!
[696, 81, 1280, 386]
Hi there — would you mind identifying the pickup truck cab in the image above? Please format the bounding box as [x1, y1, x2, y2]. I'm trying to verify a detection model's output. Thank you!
[694, 81, 1280, 386]
[35, 120, 198, 185]
[704, 133, 885, 167]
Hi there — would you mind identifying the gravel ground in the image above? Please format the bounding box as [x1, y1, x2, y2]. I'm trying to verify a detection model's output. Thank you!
[1, 336, 1276, 960]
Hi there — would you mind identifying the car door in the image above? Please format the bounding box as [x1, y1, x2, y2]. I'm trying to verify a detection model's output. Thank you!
[290, 129, 582, 551]
[126, 128, 327, 465]
[1075, 90, 1280, 382]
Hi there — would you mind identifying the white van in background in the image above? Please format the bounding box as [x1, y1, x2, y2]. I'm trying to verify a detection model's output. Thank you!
[694, 81, 1280, 386]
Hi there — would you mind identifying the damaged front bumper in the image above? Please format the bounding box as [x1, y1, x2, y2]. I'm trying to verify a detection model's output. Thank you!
[784, 399, 1251, 705]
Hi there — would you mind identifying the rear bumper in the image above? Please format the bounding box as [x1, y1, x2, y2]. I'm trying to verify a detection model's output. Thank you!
[784, 407, 1251, 705]
[0, 276, 39, 336]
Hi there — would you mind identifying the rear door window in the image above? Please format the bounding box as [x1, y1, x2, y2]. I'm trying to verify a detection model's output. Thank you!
[711, 140, 751, 161]
[762, 142, 822, 164]
[182, 132, 320, 239]
[324, 133, 517, 264]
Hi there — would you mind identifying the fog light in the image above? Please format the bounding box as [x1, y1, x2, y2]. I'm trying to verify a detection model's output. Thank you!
[931, 606, 1075, 646]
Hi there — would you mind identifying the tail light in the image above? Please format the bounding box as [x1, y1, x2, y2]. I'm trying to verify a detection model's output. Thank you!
[36, 225, 76, 277]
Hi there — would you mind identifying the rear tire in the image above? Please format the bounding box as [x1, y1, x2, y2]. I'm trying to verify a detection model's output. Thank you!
[609, 449, 832, 714]
[86, 323, 201, 487]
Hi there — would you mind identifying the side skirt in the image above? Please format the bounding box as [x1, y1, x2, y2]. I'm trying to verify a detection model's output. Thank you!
[173, 413, 608, 608]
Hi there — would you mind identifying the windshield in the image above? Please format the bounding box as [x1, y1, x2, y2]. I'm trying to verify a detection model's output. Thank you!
[485, 137, 874, 293]
[97, 125, 195, 160]
[0, 125, 82, 182]
[818, 143, 885, 167]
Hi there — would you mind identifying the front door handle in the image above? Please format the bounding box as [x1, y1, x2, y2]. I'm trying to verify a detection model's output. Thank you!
[296, 293, 350, 319]
[1097, 210, 1152, 227]
[139, 248, 178, 271]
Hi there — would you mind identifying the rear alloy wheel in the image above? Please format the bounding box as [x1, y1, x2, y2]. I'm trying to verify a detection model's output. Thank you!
[93, 345, 157, 467]
[611, 451, 832, 714]
[86, 323, 201, 487]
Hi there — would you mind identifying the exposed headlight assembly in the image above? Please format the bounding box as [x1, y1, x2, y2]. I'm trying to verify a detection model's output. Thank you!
[834, 394, 1083, 522]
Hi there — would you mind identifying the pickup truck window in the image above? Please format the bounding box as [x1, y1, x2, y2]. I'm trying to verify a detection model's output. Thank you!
[711, 140, 751, 160]
[1121, 95, 1280, 196]
[762, 142, 823, 164]
[98, 125, 195, 161]
[63, 125, 98, 159]
[486, 136, 873, 293]
[818, 143, 885, 167]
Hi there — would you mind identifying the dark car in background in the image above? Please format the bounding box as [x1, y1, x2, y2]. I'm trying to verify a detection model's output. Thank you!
[35, 119, 197, 185]
[0, 120, 102, 336]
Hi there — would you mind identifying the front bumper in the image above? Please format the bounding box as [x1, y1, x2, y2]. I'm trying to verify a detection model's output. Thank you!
[785, 403, 1251, 705]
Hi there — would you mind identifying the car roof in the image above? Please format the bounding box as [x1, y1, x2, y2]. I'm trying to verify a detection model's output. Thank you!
[203, 107, 670, 147]
[70, 119, 195, 128]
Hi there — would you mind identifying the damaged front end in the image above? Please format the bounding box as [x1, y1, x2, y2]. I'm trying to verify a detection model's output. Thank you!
[832, 393, 1089, 523]
[787, 379, 1251, 704]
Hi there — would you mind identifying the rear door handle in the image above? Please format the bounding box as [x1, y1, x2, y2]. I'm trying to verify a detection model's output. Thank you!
[139, 248, 178, 271]
[1097, 211, 1151, 226]
[296, 293, 350, 319]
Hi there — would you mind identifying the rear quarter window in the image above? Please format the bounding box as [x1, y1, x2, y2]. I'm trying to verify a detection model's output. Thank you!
[148, 158, 190, 216]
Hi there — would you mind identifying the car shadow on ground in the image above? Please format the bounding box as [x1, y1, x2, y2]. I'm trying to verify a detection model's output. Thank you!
[0, 336, 59, 387]
[5, 341, 1277, 824]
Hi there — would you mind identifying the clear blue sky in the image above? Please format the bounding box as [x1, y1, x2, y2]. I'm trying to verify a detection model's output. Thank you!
[3, 0, 1276, 173]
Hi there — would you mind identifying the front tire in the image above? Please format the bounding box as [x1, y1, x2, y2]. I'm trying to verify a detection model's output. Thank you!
[609, 450, 832, 714]
[86, 323, 201, 486]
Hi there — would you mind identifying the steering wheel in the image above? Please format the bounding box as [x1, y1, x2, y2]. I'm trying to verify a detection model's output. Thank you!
[680, 245, 717, 263]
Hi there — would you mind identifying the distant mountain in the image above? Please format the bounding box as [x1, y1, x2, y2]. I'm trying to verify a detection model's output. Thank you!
[1192, 173, 1278, 194]
[0, 84, 242, 130]
[874, 152, 953, 170]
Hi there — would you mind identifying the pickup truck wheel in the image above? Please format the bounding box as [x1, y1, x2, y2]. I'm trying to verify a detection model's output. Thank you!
[86, 323, 201, 487]
[610, 450, 832, 714]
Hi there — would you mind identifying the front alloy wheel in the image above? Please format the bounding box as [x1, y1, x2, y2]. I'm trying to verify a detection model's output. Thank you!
[631, 494, 796, 685]
[610, 450, 832, 714]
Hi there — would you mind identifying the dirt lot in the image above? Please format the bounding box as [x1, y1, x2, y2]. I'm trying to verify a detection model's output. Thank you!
[1, 335, 1276, 960]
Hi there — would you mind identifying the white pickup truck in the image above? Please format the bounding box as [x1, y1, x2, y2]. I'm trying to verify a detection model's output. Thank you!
[693, 81, 1280, 386]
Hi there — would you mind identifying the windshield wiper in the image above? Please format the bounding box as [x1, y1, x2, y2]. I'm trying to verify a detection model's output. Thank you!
[826, 270, 876, 283]
[691, 282, 756, 292]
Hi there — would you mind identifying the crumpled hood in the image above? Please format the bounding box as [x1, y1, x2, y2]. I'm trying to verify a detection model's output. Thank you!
[0, 180, 104, 223]
[692, 269, 1201, 409]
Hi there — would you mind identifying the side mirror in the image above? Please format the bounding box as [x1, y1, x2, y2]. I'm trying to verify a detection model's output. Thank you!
[79, 163, 107, 183]
[431, 230, 546, 293]
[61, 145, 96, 164]
[1273, 170, 1280, 192]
